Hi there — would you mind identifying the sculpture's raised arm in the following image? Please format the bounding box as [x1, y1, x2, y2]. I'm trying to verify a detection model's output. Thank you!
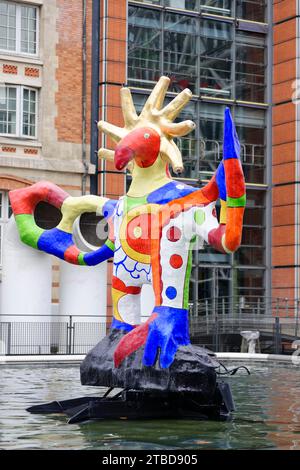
[9, 181, 116, 265]
[199, 107, 246, 254]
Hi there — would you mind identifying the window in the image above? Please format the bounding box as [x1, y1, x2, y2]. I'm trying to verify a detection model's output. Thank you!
[0, 85, 38, 138]
[200, 1, 232, 16]
[234, 189, 266, 289]
[164, 13, 198, 93]
[0, 1, 38, 55]
[128, 7, 162, 88]
[129, 1, 266, 21]
[236, 32, 266, 103]
[165, 0, 199, 11]
[128, 6, 266, 102]
[0, 191, 12, 266]
[236, 0, 266, 23]
[200, 19, 233, 98]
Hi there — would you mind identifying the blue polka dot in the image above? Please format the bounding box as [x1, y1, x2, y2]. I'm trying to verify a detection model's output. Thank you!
[166, 286, 177, 300]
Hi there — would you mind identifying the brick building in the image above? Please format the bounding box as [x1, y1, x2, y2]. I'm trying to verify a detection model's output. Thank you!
[0, 0, 300, 320]
[0, 0, 95, 306]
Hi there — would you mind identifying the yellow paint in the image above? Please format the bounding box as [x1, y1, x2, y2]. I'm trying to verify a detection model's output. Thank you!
[119, 204, 160, 264]
[221, 233, 233, 254]
[57, 195, 109, 233]
[220, 199, 227, 224]
[127, 155, 171, 197]
[111, 288, 125, 321]
[133, 226, 142, 239]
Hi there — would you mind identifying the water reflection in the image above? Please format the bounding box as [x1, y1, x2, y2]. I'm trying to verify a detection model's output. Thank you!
[0, 363, 300, 449]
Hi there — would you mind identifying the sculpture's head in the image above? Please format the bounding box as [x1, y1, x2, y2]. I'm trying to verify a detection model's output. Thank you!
[98, 76, 195, 176]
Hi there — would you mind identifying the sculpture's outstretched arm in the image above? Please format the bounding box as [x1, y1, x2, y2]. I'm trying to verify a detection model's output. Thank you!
[9, 181, 116, 265]
[201, 107, 246, 254]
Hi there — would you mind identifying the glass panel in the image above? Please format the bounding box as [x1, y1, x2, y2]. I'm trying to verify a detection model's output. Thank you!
[200, 0, 231, 16]
[198, 102, 225, 176]
[245, 188, 265, 208]
[236, 34, 265, 103]
[236, 0, 266, 23]
[131, 93, 148, 114]
[174, 101, 197, 178]
[20, 5, 37, 54]
[164, 0, 199, 10]
[135, 0, 162, 4]
[242, 226, 264, 246]
[200, 19, 233, 98]
[0, 0, 16, 51]
[164, 13, 197, 93]
[22, 88, 36, 137]
[128, 6, 162, 88]
[235, 106, 265, 183]
[235, 246, 264, 266]
[243, 207, 264, 226]
[234, 268, 265, 301]
[243, 189, 266, 228]
[0, 224, 2, 265]
[8, 200, 12, 218]
[0, 86, 16, 135]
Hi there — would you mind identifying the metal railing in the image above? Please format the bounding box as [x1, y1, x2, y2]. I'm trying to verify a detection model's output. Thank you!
[189, 296, 300, 354]
[0, 297, 299, 356]
[0, 315, 107, 356]
[189, 296, 300, 321]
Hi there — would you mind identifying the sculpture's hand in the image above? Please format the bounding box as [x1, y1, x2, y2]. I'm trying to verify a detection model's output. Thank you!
[143, 306, 190, 369]
[113, 306, 190, 369]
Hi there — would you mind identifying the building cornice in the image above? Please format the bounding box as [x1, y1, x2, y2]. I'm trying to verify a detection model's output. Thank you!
[0, 156, 96, 175]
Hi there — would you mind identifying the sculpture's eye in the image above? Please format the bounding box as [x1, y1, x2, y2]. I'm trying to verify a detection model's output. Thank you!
[144, 132, 150, 139]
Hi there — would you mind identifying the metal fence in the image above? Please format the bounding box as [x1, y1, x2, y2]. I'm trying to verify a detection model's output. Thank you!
[0, 297, 299, 356]
[0, 315, 107, 356]
[189, 296, 300, 320]
[189, 296, 300, 354]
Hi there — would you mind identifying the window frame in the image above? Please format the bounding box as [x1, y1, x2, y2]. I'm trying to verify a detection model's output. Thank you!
[0, 191, 11, 267]
[0, 84, 38, 139]
[0, 0, 39, 57]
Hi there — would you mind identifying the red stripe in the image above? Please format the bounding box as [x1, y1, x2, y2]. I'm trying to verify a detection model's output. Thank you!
[114, 314, 157, 367]
[224, 159, 245, 198]
[64, 245, 81, 264]
[208, 224, 227, 254]
[112, 276, 141, 295]
[10, 181, 68, 215]
[201, 175, 219, 201]
[112, 276, 127, 292]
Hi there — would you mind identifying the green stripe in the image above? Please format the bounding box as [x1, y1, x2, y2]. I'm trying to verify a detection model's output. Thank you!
[183, 236, 196, 310]
[105, 239, 115, 251]
[15, 214, 44, 249]
[78, 252, 86, 266]
[227, 194, 246, 208]
[124, 195, 148, 213]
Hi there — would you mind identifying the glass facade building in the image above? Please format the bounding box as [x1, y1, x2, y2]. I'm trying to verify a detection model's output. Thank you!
[127, 0, 270, 312]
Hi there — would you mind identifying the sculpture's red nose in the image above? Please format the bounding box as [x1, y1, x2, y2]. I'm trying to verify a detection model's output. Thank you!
[114, 127, 161, 171]
[114, 146, 135, 171]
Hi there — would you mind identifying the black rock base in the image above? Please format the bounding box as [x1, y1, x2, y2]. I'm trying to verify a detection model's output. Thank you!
[27, 384, 235, 424]
[80, 328, 220, 396]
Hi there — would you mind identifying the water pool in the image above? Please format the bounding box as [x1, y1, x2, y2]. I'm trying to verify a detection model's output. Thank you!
[1, 362, 300, 450]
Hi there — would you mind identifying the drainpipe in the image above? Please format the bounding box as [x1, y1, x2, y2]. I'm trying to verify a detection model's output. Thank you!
[89, 0, 100, 195]
[81, 0, 88, 195]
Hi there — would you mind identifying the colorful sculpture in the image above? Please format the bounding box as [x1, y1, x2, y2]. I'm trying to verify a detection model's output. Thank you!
[10, 77, 245, 399]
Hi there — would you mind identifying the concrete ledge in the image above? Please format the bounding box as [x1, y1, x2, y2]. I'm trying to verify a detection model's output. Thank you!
[0, 354, 85, 365]
[216, 352, 298, 363]
[0, 352, 298, 366]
